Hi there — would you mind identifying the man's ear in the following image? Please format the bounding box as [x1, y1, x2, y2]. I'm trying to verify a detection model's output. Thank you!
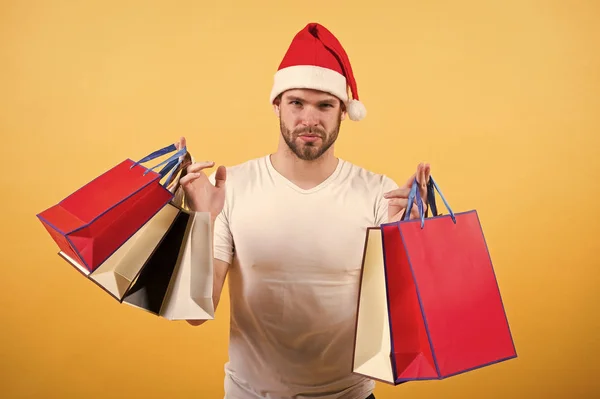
[272, 96, 281, 116]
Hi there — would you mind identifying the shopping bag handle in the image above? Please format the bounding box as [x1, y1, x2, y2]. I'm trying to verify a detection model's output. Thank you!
[164, 151, 192, 191]
[130, 143, 186, 170]
[134, 143, 179, 165]
[426, 178, 438, 216]
[405, 176, 456, 227]
[142, 146, 187, 174]
[157, 157, 180, 185]
[403, 180, 426, 227]
[160, 149, 192, 190]
[149, 147, 188, 186]
[129, 143, 188, 188]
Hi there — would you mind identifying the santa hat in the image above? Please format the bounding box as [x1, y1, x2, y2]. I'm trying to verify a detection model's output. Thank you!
[269, 23, 367, 121]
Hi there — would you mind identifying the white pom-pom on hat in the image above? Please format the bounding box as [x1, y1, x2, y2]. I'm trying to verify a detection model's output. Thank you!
[347, 99, 367, 121]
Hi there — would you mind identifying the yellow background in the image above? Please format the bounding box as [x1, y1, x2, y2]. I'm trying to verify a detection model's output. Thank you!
[1, 0, 598, 398]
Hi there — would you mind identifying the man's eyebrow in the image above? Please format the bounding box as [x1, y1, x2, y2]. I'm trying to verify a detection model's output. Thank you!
[285, 95, 338, 104]
[319, 98, 337, 104]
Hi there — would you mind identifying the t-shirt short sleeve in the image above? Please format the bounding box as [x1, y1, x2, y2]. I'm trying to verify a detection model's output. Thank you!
[375, 175, 400, 226]
[208, 170, 234, 265]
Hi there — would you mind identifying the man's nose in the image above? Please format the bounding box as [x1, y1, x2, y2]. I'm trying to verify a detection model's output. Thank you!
[300, 107, 320, 126]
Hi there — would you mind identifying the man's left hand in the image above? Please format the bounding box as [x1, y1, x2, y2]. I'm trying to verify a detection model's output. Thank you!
[384, 162, 431, 223]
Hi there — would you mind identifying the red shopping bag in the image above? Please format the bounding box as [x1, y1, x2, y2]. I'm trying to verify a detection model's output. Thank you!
[37, 143, 188, 273]
[352, 177, 516, 384]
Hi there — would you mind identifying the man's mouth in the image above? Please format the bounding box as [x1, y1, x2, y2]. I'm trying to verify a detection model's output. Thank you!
[299, 134, 321, 142]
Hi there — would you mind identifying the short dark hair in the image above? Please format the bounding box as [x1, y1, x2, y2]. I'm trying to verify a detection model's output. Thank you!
[273, 91, 346, 112]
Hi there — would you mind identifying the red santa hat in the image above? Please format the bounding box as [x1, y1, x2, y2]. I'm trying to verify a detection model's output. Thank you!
[269, 23, 367, 121]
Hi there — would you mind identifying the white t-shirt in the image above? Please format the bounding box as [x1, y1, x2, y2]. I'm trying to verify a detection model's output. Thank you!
[209, 154, 399, 399]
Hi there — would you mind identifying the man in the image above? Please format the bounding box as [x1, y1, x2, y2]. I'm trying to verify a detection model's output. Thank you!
[179, 23, 431, 399]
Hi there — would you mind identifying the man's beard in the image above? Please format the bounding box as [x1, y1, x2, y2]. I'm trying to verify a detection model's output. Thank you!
[280, 114, 341, 161]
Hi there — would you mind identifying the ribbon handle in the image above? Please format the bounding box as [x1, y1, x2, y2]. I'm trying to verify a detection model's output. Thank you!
[428, 176, 456, 223]
[131, 143, 178, 167]
[404, 176, 456, 228]
[145, 146, 188, 188]
[129, 143, 189, 188]
[404, 180, 426, 228]
[141, 146, 187, 174]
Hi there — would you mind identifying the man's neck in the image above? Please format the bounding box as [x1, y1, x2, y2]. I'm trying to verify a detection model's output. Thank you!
[270, 147, 339, 190]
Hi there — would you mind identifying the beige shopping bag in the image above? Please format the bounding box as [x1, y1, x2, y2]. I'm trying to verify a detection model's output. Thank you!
[352, 227, 395, 383]
[121, 210, 214, 320]
[58, 205, 214, 321]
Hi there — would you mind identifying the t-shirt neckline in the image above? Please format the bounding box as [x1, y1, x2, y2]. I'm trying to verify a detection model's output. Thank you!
[265, 154, 345, 194]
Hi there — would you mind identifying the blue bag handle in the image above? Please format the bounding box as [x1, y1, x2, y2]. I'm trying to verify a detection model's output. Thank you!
[143, 146, 187, 183]
[134, 143, 178, 165]
[129, 143, 188, 188]
[403, 180, 426, 227]
[404, 176, 456, 228]
[157, 157, 181, 184]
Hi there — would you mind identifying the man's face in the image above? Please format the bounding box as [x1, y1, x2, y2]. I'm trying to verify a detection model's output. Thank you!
[276, 89, 345, 161]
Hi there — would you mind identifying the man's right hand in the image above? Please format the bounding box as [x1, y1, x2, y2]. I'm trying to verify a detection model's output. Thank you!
[175, 137, 229, 328]
[178, 139, 226, 222]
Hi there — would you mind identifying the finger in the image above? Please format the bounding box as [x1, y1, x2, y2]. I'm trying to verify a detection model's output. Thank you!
[418, 162, 427, 200]
[404, 172, 417, 187]
[175, 136, 186, 150]
[404, 163, 423, 189]
[416, 162, 424, 184]
[397, 208, 406, 220]
[214, 165, 227, 188]
[187, 161, 215, 173]
[388, 197, 419, 208]
[178, 137, 188, 164]
[214, 165, 226, 188]
[383, 187, 411, 199]
[179, 172, 204, 186]
[410, 203, 420, 219]
[387, 198, 409, 208]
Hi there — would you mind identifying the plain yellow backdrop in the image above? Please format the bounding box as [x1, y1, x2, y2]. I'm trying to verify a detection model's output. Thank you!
[2, 0, 599, 398]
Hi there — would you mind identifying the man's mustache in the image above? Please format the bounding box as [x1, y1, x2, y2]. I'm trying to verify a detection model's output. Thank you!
[293, 126, 326, 136]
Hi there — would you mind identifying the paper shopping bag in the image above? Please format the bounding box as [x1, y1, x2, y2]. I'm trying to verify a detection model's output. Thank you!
[55, 155, 192, 301]
[122, 209, 215, 321]
[57, 205, 215, 321]
[352, 177, 517, 384]
[37, 143, 187, 273]
[57, 202, 181, 300]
